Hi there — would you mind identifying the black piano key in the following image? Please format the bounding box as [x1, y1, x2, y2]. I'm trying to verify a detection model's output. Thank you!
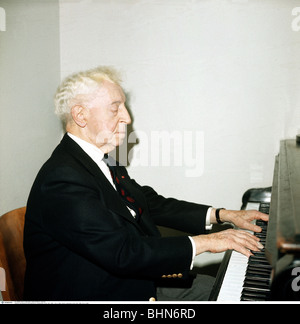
[242, 287, 269, 295]
[241, 285, 271, 293]
[241, 292, 269, 301]
[248, 257, 271, 265]
[243, 279, 270, 289]
[241, 296, 267, 301]
[246, 270, 271, 279]
[255, 232, 266, 238]
[245, 274, 271, 282]
[249, 260, 270, 267]
[256, 219, 268, 224]
[249, 255, 268, 261]
[246, 266, 271, 274]
[258, 204, 270, 214]
[248, 262, 272, 269]
[256, 221, 268, 228]
[241, 289, 270, 301]
[240, 212, 272, 301]
[251, 252, 266, 258]
[246, 266, 272, 277]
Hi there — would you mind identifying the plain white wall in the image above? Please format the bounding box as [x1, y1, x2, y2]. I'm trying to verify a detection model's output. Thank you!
[59, 0, 300, 211]
[0, 0, 61, 215]
[0, 1, 298, 295]
[0, 0, 299, 300]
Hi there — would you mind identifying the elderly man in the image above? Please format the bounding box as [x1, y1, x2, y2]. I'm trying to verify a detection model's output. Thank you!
[23, 66, 268, 301]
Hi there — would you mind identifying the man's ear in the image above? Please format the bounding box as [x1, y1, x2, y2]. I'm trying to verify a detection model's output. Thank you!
[71, 105, 87, 128]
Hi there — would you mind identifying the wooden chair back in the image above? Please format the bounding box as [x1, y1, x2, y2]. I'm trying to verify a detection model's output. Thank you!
[0, 207, 26, 301]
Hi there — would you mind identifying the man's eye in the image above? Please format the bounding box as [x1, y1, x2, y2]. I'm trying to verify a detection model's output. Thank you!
[111, 105, 119, 113]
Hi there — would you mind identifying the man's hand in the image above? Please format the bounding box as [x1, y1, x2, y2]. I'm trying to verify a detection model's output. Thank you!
[215, 209, 269, 232]
[192, 208, 269, 258]
[192, 228, 264, 258]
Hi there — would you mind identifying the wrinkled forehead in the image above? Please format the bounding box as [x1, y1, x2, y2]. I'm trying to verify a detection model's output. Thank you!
[91, 80, 125, 105]
[80, 80, 126, 108]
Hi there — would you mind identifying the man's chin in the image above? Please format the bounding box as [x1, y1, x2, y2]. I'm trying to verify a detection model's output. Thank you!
[103, 139, 124, 153]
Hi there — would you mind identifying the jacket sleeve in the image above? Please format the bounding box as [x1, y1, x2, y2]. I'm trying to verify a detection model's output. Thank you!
[39, 166, 193, 279]
[128, 178, 211, 235]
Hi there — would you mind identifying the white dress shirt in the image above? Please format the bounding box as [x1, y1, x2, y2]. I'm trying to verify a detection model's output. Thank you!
[67, 132, 213, 270]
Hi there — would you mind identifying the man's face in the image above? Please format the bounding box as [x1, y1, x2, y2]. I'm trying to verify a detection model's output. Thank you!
[84, 80, 131, 152]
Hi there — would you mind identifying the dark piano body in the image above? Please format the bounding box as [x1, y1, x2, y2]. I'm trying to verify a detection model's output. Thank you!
[210, 137, 300, 301]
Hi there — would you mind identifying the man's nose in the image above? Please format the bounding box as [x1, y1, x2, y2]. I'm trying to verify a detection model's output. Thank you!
[121, 106, 132, 125]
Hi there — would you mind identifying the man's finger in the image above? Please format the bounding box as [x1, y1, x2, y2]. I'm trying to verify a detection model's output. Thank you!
[253, 211, 269, 222]
[232, 242, 253, 258]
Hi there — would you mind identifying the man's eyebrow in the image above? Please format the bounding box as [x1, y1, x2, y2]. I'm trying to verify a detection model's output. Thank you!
[110, 99, 125, 106]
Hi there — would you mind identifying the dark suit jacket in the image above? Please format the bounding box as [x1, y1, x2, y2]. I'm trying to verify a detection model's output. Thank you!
[23, 134, 211, 301]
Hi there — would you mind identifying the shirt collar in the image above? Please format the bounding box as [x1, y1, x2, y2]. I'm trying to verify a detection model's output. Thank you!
[67, 132, 105, 163]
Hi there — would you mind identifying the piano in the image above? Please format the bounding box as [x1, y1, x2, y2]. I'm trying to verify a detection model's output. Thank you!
[209, 137, 300, 301]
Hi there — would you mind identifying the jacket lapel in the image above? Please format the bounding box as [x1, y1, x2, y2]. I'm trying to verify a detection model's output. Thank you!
[113, 164, 161, 237]
[59, 134, 139, 226]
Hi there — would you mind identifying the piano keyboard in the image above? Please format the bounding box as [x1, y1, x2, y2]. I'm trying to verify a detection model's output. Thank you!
[216, 250, 249, 301]
[217, 202, 271, 301]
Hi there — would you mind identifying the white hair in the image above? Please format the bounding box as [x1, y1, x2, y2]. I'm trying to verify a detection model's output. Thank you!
[54, 66, 122, 127]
